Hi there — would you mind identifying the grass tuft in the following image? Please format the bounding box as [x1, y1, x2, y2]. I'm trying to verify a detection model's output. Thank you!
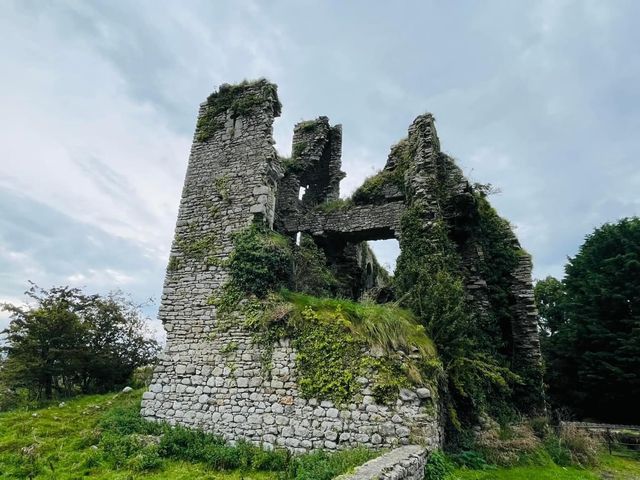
[280, 290, 437, 359]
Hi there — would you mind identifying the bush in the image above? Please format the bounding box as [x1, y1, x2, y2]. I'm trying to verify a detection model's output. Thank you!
[475, 423, 541, 466]
[424, 450, 453, 480]
[158, 426, 225, 462]
[228, 223, 292, 298]
[557, 425, 601, 466]
[130, 365, 155, 389]
[448, 449, 492, 470]
[127, 444, 163, 472]
[99, 432, 142, 469]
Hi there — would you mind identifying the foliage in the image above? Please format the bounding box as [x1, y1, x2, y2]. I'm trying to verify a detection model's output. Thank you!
[391, 154, 546, 443]
[214, 176, 231, 203]
[534, 276, 567, 335]
[129, 365, 155, 389]
[278, 291, 436, 362]
[351, 169, 403, 205]
[227, 223, 292, 298]
[174, 222, 219, 268]
[539, 217, 640, 423]
[0, 284, 159, 402]
[474, 423, 543, 466]
[285, 448, 377, 480]
[195, 79, 281, 142]
[424, 450, 454, 480]
[249, 291, 438, 404]
[394, 204, 521, 437]
[314, 198, 354, 213]
[351, 139, 410, 205]
[0, 388, 378, 479]
[290, 235, 338, 297]
[445, 422, 631, 479]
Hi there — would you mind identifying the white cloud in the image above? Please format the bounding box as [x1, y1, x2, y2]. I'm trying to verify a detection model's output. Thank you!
[0, 0, 639, 332]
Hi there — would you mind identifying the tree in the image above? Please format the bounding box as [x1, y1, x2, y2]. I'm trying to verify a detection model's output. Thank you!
[538, 218, 640, 423]
[534, 276, 566, 335]
[1, 284, 159, 401]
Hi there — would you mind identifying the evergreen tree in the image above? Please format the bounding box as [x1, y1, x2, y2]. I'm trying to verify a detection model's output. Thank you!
[538, 218, 640, 423]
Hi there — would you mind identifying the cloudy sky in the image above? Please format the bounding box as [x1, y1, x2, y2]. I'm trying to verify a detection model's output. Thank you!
[1, 0, 639, 336]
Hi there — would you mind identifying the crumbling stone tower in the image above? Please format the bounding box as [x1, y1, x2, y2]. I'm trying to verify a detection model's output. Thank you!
[142, 79, 544, 452]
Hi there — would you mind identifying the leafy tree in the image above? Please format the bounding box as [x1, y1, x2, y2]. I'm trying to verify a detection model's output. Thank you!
[539, 218, 640, 423]
[534, 276, 567, 335]
[1, 284, 159, 401]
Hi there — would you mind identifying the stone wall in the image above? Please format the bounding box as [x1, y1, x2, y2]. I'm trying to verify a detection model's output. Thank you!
[336, 445, 427, 480]
[144, 332, 440, 453]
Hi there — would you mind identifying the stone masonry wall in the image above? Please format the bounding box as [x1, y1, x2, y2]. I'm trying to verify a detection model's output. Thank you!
[337, 445, 427, 480]
[142, 81, 442, 453]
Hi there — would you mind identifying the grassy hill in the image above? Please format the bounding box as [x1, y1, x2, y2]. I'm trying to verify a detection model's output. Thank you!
[2, 388, 640, 479]
[0, 389, 375, 479]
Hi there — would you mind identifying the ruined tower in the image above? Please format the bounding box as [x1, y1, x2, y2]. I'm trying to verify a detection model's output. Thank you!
[141, 80, 544, 452]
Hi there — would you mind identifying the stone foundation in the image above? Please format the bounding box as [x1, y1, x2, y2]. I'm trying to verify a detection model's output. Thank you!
[142, 328, 440, 453]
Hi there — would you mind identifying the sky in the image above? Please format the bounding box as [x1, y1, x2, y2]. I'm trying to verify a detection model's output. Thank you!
[1, 0, 639, 337]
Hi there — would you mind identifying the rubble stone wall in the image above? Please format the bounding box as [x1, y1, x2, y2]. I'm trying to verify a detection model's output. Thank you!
[337, 445, 427, 480]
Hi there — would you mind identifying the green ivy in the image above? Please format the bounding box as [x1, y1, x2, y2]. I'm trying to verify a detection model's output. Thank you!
[249, 291, 439, 405]
[227, 223, 292, 298]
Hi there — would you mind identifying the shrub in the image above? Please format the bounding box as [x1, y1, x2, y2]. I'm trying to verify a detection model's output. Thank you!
[424, 450, 453, 480]
[475, 423, 541, 466]
[228, 223, 292, 298]
[158, 425, 225, 462]
[557, 424, 601, 466]
[127, 444, 163, 472]
[99, 432, 142, 469]
[291, 236, 338, 297]
[448, 449, 493, 470]
[130, 365, 155, 389]
[351, 169, 404, 205]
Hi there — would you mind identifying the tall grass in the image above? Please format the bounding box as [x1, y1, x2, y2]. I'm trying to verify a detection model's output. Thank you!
[279, 290, 437, 360]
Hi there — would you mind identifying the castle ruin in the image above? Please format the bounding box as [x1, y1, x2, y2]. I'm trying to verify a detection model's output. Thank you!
[141, 79, 544, 453]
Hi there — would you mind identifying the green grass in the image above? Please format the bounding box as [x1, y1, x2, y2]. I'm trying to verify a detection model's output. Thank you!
[0, 390, 376, 479]
[280, 290, 437, 360]
[449, 453, 640, 480]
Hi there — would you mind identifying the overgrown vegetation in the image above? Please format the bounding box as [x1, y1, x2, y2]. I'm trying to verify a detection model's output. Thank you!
[227, 222, 292, 298]
[0, 389, 378, 479]
[195, 79, 281, 142]
[0, 284, 159, 405]
[290, 235, 338, 297]
[535, 217, 640, 424]
[426, 417, 640, 480]
[247, 291, 438, 404]
[392, 155, 531, 446]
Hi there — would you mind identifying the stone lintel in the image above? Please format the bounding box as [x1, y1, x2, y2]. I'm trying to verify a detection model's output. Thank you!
[281, 201, 405, 242]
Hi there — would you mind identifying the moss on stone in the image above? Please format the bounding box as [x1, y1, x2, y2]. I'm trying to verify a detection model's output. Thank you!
[248, 291, 439, 405]
[195, 79, 281, 142]
[175, 231, 219, 267]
